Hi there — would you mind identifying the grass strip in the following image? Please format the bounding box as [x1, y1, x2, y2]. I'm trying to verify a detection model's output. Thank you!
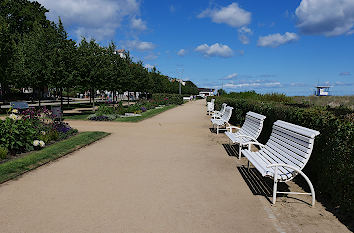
[64, 105, 177, 122]
[0, 131, 110, 184]
[115, 105, 177, 122]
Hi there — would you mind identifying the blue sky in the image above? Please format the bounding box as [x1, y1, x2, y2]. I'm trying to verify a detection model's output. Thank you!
[37, 0, 354, 96]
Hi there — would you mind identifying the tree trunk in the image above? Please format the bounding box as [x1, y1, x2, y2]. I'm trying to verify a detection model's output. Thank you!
[67, 88, 70, 106]
[60, 88, 63, 109]
[127, 91, 130, 106]
[38, 89, 41, 107]
[92, 88, 95, 110]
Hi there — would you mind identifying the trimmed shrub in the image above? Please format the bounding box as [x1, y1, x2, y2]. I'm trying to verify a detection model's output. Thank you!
[212, 96, 354, 214]
[87, 114, 116, 121]
[152, 93, 183, 105]
[0, 146, 8, 160]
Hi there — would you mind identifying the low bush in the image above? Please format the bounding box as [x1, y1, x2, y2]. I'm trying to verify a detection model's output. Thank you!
[152, 93, 183, 105]
[0, 146, 8, 160]
[87, 114, 116, 121]
[0, 108, 78, 156]
[210, 95, 354, 214]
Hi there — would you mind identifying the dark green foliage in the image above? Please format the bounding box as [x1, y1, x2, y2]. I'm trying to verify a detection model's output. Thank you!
[0, 118, 37, 153]
[0, 146, 8, 159]
[212, 95, 354, 214]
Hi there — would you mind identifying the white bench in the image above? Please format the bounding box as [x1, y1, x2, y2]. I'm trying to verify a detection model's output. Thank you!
[211, 103, 227, 119]
[225, 111, 266, 159]
[211, 106, 233, 134]
[10, 101, 29, 109]
[207, 99, 215, 115]
[241, 120, 320, 206]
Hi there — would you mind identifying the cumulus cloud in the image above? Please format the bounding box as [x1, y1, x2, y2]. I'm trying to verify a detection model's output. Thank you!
[195, 43, 233, 58]
[124, 40, 156, 51]
[295, 0, 354, 36]
[339, 72, 352, 76]
[177, 49, 187, 56]
[198, 3, 251, 28]
[221, 73, 238, 80]
[257, 32, 299, 47]
[238, 26, 252, 44]
[130, 17, 147, 31]
[224, 80, 281, 88]
[34, 0, 141, 40]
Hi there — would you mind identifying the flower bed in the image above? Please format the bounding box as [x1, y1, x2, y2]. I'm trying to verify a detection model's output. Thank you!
[0, 108, 77, 161]
[87, 94, 183, 121]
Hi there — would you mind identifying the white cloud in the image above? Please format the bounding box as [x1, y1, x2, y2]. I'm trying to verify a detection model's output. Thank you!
[125, 40, 156, 51]
[257, 32, 299, 48]
[177, 49, 187, 56]
[225, 81, 281, 88]
[222, 73, 238, 80]
[144, 64, 155, 69]
[295, 0, 354, 36]
[198, 3, 251, 28]
[195, 43, 233, 58]
[238, 26, 252, 44]
[34, 0, 141, 40]
[131, 17, 147, 31]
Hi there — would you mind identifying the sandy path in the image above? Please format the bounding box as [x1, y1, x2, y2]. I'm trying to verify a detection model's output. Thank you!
[0, 100, 349, 232]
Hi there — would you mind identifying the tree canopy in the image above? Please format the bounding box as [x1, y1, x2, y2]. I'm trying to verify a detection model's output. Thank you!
[0, 0, 199, 104]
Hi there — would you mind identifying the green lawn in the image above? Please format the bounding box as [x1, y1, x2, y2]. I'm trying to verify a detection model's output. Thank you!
[0, 131, 109, 184]
[64, 105, 177, 122]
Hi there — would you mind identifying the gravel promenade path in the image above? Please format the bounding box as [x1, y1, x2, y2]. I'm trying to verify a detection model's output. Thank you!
[0, 100, 349, 233]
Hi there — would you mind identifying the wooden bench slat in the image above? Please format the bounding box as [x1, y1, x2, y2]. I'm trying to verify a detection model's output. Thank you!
[273, 125, 313, 144]
[275, 120, 320, 138]
[272, 130, 312, 153]
[264, 145, 303, 169]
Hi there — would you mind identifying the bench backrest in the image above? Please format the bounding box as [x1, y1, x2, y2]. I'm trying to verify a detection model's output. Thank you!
[221, 106, 233, 122]
[10, 102, 29, 109]
[264, 120, 320, 171]
[238, 111, 266, 139]
[219, 103, 227, 114]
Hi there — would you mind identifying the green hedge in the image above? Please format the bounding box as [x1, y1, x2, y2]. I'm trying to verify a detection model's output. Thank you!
[152, 93, 183, 105]
[210, 96, 353, 214]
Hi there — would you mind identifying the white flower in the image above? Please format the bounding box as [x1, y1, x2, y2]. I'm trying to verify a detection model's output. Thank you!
[39, 141, 45, 148]
[41, 131, 46, 135]
[9, 114, 18, 120]
[33, 140, 40, 147]
[12, 109, 18, 114]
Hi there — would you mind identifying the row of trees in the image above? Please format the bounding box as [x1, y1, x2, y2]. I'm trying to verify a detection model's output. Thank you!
[0, 0, 199, 107]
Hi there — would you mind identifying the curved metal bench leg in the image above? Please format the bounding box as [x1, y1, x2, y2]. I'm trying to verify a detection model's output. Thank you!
[238, 144, 241, 159]
[269, 164, 316, 207]
[273, 166, 279, 204]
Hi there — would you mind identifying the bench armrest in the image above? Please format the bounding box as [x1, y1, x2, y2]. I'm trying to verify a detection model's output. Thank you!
[226, 126, 240, 132]
[242, 141, 265, 148]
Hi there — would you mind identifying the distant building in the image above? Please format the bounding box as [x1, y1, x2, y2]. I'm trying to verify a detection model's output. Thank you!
[198, 88, 215, 98]
[114, 49, 126, 59]
[315, 86, 331, 96]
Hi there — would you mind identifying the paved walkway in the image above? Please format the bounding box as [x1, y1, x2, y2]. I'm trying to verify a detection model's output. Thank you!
[0, 100, 349, 232]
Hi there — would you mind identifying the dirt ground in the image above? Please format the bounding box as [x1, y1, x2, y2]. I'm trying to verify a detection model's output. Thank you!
[0, 100, 350, 233]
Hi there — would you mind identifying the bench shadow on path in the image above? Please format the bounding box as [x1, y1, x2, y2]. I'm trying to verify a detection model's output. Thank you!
[222, 144, 300, 205]
[222, 144, 354, 231]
